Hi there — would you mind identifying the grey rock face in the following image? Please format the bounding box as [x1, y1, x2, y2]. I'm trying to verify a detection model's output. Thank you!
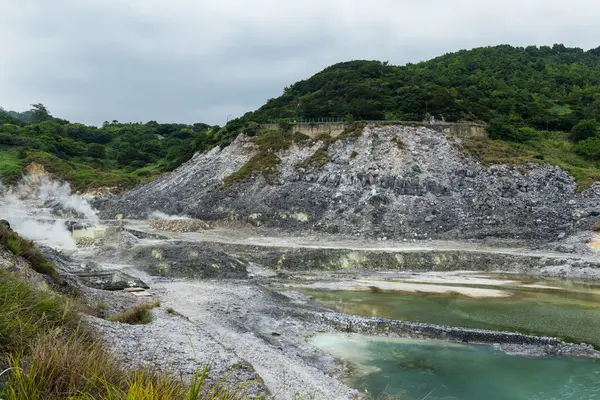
[97, 125, 600, 242]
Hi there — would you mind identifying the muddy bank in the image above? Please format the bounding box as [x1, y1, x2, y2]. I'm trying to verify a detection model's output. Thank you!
[328, 319, 596, 357]
[317, 312, 600, 358]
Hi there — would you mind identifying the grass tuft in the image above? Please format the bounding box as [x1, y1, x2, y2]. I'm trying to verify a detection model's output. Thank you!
[108, 301, 161, 325]
[252, 130, 293, 151]
[393, 136, 404, 150]
[0, 269, 75, 358]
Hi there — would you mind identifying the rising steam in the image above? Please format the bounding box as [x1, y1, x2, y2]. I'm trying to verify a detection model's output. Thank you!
[0, 175, 100, 249]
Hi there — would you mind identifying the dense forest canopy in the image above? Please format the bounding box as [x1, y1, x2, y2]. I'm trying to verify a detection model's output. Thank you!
[241, 44, 600, 130]
[2, 44, 600, 189]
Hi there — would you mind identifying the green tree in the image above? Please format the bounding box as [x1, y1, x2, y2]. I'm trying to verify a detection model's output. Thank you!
[86, 143, 106, 159]
[570, 119, 599, 142]
[29, 103, 52, 123]
[575, 136, 600, 159]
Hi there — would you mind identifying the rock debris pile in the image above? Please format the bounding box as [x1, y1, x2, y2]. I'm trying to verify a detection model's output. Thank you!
[149, 219, 210, 233]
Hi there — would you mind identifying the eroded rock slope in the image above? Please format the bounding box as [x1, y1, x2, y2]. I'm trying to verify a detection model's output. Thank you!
[98, 124, 600, 242]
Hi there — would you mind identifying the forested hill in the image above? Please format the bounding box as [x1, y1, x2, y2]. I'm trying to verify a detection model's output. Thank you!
[243, 44, 600, 131]
[0, 104, 220, 190]
[3, 44, 600, 191]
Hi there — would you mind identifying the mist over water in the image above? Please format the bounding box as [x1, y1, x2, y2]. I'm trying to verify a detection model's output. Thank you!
[0, 175, 100, 249]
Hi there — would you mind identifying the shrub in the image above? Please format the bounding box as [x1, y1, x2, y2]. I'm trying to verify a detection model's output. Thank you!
[570, 119, 599, 142]
[244, 121, 260, 136]
[487, 119, 540, 142]
[253, 130, 293, 151]
[575, 136, 600, 159]
[278, 119, 294, 133]
[335, 121, 366, 141]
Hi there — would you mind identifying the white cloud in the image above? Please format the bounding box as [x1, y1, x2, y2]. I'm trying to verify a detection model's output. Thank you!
[1, 0, 599, 125]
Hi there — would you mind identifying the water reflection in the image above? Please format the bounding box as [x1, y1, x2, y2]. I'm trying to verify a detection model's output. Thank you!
[301, 275, 600, 346]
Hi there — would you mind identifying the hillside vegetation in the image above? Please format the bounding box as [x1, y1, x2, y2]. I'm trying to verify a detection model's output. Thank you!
[0, 229, 248, 399]
[222, 44, 600, 188]
[0, 104, 221, 190]
[244, 44, 600, 126]
[3, 44, 600, 189]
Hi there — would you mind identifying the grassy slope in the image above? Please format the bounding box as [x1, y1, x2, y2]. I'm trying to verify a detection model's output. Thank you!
[0, 231, 251, 399]
[0, 148, 144, 191]
[462, 131, 600, 189]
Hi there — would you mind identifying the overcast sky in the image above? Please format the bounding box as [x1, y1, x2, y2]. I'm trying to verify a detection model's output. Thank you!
[1, 0, 599, 126]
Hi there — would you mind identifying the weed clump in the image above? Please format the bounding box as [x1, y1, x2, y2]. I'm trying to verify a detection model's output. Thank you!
[0, 269, 75, 358]
[108, 301, 161, 325]
[394, 136, 404, 150]
[252, 130, 293, 151]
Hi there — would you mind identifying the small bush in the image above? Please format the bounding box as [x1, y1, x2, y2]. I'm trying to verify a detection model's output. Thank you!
[253, 130, 293, 151]
[292, 131, 312, 144]
[278, 119, 294, 133]
[350, 150, 358, 159]
[575, 136, 600, 159]
[593, 219, 600, 232]
[108, 301, 160, 325]
[166, 307, 175, 314]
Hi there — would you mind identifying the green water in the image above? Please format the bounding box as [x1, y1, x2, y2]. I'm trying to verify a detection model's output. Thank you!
[313, 333, 600, 400]
[301, 279, 600, 346]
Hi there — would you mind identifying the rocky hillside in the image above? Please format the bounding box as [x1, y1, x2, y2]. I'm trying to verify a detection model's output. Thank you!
[97, 124, 600, 242]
